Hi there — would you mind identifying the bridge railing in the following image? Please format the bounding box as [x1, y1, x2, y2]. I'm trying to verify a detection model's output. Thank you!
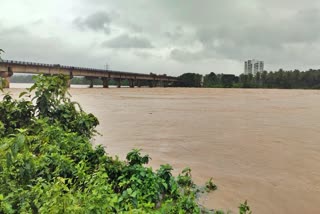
[0, 59, 178, 80]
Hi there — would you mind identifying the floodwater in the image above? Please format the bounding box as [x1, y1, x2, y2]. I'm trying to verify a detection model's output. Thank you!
[5, 84, 320, 213]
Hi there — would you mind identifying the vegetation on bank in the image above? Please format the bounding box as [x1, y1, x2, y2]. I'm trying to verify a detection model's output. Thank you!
[0, 74, 251, 213]
[175, 69, 320, 89]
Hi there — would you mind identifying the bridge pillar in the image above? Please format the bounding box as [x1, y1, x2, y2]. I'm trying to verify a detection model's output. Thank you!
[149, 80, 153, 88]
[153, 80, 158, 87]
[115, 78, 121, 88]
[137, 80, 141, 88]
[129, 79, 134, 88]
[89, 79, 93, 88]
[67, 71, 73, 88]
[84, 76, 94, 88]
[164, 81, 168, 87]
[102, 78, 109, 88]
[67, 79, 71, 88]
[159, 81, 163, 87]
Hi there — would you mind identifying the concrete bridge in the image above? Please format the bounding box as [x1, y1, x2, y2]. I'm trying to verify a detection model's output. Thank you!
[0, 60, 179, 88]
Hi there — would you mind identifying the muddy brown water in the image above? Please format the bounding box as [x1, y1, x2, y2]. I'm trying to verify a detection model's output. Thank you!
[5, 85, 320, 213]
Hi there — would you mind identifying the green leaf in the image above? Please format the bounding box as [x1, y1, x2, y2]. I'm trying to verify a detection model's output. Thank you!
[19, 91, 28, 98]
[6, 152, 12, 168]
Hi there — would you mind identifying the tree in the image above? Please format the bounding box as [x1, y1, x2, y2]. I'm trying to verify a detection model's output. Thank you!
[203, 72, 217, 87]
[239, 74, 254, 88]
[255, 72, 261, 86]
[260, 71, 267, 87]
[221, 74, 236, 88]
[176, 73, 203, 87]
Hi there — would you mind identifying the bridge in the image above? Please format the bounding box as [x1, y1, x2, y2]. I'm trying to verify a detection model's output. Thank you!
[0, 60, 179, 88]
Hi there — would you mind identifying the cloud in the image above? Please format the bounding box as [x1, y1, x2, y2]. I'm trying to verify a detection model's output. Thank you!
[73, 11, 111, 34]
[165, 6, 320, 69]
[102, 34, 153, 49]
[170, 48, 208, 62]
[3, 0, 320, 75]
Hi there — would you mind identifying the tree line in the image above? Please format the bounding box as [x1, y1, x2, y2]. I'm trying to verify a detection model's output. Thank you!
[175, 69, 320, 89]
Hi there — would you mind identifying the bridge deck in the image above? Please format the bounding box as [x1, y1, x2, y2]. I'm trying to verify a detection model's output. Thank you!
[0, 60, 178, 82]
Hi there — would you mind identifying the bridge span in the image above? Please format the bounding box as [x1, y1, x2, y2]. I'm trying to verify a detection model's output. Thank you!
[0, 60, 179, 88]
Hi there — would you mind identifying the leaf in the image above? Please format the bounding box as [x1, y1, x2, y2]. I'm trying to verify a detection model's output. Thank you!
[182, 167, 191, 174]
[162, 182, 168, 190]
[6, 152, 12, 168]
[127, 188, 132, 195]
[19, 91, 28, 98]
[131, 191, 137, 198]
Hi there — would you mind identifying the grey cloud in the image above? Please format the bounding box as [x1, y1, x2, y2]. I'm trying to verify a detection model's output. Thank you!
[74, 11, 111, 34]
[31, 19, 43, 25]
[126, 23, 143, 33]
[102, 34, 153, 49]
[134, 50, 154, 59]
[165, 26, 185, 40]
[168, 7, 320, 68]
[77, 1, 320, 70]
[196, 8, 320, 48]
[4, 0, 320, 75]
[0, 25, 28, 35]
[0, 25, 106, 68]
[170, 48, 210, 62]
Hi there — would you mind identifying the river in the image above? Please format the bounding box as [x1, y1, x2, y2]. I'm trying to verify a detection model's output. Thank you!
[5, 84, 320, 213]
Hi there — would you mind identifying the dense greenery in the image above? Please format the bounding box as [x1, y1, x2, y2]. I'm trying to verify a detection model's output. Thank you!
[203, 73, 239, 88]
[178, 69, 320, 89]
[174, 72, 239, 88]
[237, 69, 320, 89]
[0, 74, 251, 213]
[174, 73, 203, 87]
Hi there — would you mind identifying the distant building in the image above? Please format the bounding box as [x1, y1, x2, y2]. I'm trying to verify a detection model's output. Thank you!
[244, 59, 264, 75]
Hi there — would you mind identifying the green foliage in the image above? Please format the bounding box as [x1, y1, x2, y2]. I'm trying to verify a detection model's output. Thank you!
[200, 69, 320, 89]
[198, 68, 320, 89]
[1, 74, 240, 213]
[204, 72, 218, 87]
[0, 94, 34, 135]
[126, 148, 150, 165]
[205, 178, 217, 192]
[175, 73, 203, 87]
[28, 75, 99, 137]
[220, 74, 238, 88]
[239, 200, 252, 214]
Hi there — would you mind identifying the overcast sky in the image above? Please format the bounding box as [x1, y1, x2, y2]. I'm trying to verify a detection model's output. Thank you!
[1, 0, 320, 75]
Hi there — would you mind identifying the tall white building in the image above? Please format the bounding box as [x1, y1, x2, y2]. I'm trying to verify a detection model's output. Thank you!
[244, 59, 264, 75]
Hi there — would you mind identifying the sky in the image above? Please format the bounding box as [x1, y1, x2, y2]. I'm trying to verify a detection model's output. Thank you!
[1, 0, 320, 76]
